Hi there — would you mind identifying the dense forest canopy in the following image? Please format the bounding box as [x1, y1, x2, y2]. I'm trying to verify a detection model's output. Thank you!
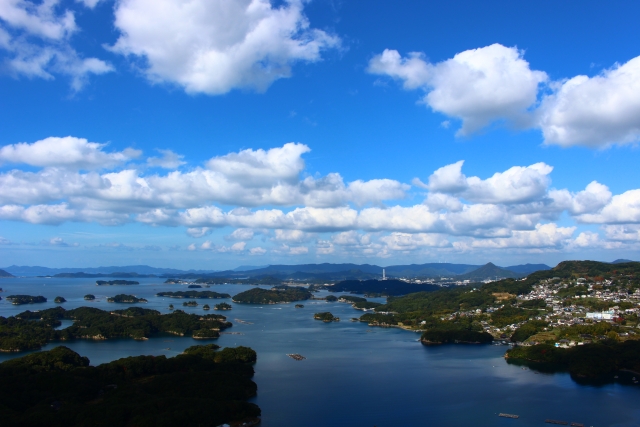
[0, 344, 260, 426]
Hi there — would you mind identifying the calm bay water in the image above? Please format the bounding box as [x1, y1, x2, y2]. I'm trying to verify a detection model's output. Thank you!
[1, 277, 639, 427]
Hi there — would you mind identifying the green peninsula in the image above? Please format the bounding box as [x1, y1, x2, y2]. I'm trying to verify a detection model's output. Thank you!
[0, 344, 260, 426]
[232, 287, 312, 304]
[506, 340, 640, 379]
[157, 290, 230, 299]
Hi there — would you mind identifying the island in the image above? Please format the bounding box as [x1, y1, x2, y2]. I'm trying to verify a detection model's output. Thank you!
[83, 294, 95, 300]
[54, 296, 66, 303]
[5, 295, 47, 305]
[183, 301, 198, 307]
[203, 304, 210, 310]
[314, 312, 340, 322]
[1, 306, 232, 351]
[295, 304, 304, 308]
[0, 344, 260, 426]
[325, 295, 338, 302]
[215, 302, 232, 310]
[96, 280, 139, 286]
[156, 290, 230, 299]
[107, 294, 147, 303]
[232, 287, 312, 304]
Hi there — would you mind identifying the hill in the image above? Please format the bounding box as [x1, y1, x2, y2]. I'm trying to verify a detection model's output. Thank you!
[456, 263, 523, 281]
[552, 260, 640, 277]
[0, 269, 15, 278]
[504, 263, 551, 274]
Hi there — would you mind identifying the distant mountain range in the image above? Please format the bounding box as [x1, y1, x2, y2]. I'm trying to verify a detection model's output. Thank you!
[2, 262, 552, 281]
[1, 265, 217, 277]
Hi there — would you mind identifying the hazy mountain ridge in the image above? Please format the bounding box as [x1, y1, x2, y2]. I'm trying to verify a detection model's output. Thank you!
[3, 262, 551, 281]
[2, 265, 217, 276]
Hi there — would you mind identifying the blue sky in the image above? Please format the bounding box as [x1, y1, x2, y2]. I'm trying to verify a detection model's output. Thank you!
[1, 0, 640, 270]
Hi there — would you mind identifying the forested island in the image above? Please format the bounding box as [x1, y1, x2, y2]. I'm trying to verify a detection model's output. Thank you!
[54, 296, 66, 303]
[232, 287, 312, 304]
[83, 294, 95, 300]
[183, 301, 198, 307]
[0, 306, 232, 351]
[107, 294, 147, 303]
[5, 295, 47, 305]
[156, 290, 231, 299]
[0, 344, 260, 426]
[215, 302, 232, 310]
[96, 280, 139, 286]
[314, 312, 339, 322]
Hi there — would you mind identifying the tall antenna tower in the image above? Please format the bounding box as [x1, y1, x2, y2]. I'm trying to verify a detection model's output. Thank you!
[382, 269, 386, 281]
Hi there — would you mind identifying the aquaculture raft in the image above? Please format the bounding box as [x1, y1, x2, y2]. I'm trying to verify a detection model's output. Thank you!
[498, 413, 519, 419]
[287, 354, 306, 361]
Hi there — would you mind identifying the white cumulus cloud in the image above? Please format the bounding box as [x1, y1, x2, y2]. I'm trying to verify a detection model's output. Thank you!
[539, 55, 640, 147]
[0, 0, 113, 90]
[249, 246, 266, 255]
[186, 227, 212, 238]
[0, 136, 141, 169]
[368, 44, 547, 135]
[147, 149, 186, 169]
[424, 160, 553, 204]
[577, 189, 640, 224]
[110, 0, 340, 95]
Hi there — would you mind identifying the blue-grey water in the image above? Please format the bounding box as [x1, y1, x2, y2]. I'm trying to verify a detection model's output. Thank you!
[1, 277, 639, 426]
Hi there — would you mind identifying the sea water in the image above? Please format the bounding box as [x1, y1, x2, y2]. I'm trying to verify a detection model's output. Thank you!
[1, 277, 639, 427]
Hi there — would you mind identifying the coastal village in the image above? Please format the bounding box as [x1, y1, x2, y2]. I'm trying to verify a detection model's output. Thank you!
[439, 273, 640, 346]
